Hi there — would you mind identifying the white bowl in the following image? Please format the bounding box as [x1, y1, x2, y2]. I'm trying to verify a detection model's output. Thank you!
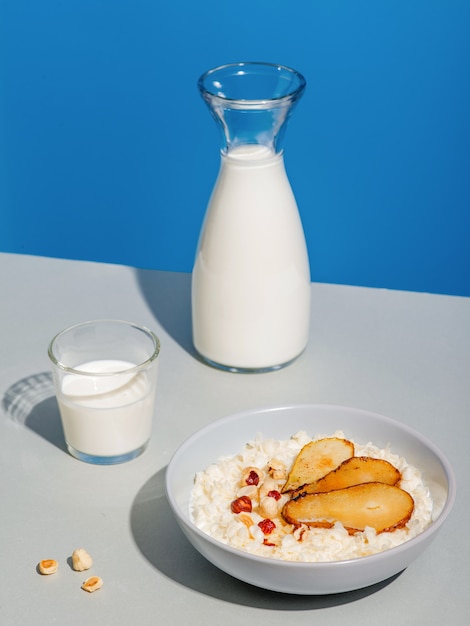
[165, 404, 455, 595]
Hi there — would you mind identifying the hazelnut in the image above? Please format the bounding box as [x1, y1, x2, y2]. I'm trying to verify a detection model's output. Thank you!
[38, 559, 59, 575]
[81, 576, 103, 593]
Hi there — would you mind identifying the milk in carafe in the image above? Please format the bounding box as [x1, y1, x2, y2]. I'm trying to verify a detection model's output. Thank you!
[193, 145, 310, 371]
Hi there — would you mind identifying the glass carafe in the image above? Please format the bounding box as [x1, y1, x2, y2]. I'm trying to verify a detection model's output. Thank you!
[192, 62, 311, 373]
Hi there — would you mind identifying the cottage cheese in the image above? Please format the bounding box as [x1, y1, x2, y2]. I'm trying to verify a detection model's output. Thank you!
[190, 431, 433, 562]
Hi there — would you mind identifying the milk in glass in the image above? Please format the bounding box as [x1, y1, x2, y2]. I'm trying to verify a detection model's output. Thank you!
[57, 360, 155, 457]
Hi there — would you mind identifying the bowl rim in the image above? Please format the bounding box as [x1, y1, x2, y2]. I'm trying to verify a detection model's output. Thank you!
[165, 403, 456, 568]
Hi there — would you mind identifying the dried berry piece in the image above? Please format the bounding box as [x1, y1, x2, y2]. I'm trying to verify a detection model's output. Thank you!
[245, 470, 260, 486]
[240, 467, 264, 487]
[258, 519, 276, 535]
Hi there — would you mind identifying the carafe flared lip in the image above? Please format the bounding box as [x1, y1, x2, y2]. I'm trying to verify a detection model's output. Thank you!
[198, 61, 306, 108]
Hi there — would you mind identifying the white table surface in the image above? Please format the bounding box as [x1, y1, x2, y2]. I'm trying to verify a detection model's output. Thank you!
[0, 252, 469, 625]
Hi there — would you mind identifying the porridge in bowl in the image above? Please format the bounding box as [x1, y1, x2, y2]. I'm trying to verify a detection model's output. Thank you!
[190, 430, 433, 562]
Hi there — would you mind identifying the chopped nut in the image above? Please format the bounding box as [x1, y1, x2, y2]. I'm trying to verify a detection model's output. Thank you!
[259, 477, 280, 498]
[71, 548, 93, 571]
[259, 495, 280, 519]
[231, 495, 252, 514]
[38, 559, 59, 575]
[238, 512, 254, 528]
[293, 525, 307, 542]
[236, 484, 259, 501]
[268, 460, 287, 481]
[81, 576, 103, 593]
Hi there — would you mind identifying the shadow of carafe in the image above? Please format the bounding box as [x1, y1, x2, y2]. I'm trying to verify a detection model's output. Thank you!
[2, 372, 67, 453]
[135, 268, 197, 357]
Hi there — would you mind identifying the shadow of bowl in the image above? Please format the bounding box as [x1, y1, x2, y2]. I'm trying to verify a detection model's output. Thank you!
[129, 468, 401, 609]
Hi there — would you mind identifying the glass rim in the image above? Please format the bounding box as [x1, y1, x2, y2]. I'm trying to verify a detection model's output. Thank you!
[198, 61, 306, 107]
[47, 319, 161, 376]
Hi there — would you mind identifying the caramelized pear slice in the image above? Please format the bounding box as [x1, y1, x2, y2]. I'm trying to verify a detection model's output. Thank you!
[293, 456, 401, 496]
[282, 482, 414, 533]
[282, 437, 354, 493]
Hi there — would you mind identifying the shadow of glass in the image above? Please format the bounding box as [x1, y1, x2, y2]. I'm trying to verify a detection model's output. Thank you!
[130, 469, 402, 609]
[2, 372, 67, 453]
[135, 268, 196, 357]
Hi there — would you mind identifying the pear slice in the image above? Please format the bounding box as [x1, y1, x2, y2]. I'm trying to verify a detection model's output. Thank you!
[293, 456, 401, 496]
[282, 437, 354, 493]
[282, 482, 414, 533]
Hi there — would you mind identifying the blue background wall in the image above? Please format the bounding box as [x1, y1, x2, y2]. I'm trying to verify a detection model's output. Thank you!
[1, 1, 469, 296]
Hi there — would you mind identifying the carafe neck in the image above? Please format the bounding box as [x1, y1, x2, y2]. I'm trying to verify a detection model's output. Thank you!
[198, 62, 306, 155]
